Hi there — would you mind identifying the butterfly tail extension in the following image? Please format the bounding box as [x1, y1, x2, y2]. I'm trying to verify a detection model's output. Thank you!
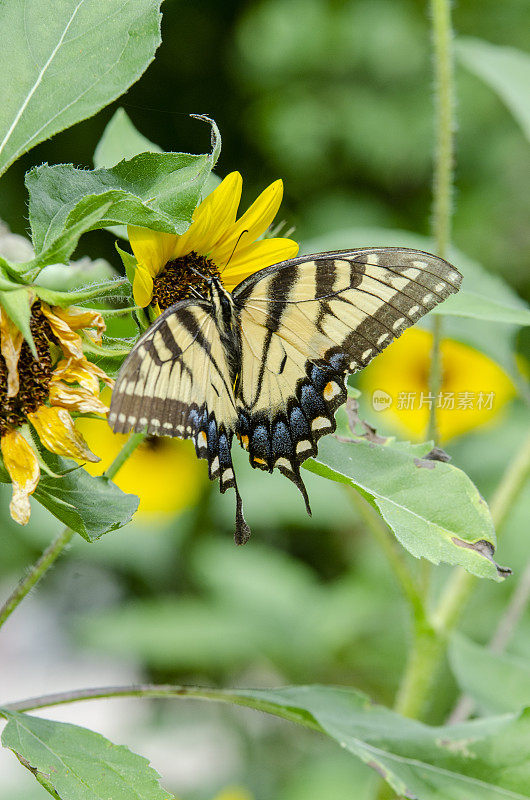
[217, 424, 251, 545]
[192, 412, 250, 544]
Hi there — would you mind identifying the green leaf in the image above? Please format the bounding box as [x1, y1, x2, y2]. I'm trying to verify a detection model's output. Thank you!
[450, 633, 530, 715]
[0, 0, 162, 178]
[94, 108, 162, 169]
[304, 433, 503, 580]
[24, 117, 219, 270]
[0, 449, 138, 541]
[0, 710, 174, 800]
[215, 686, 530, 800]
[457, 38, 530, 141]
[431, 290, 530, 326]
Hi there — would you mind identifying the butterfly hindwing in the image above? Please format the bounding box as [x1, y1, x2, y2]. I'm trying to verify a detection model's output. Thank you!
[108, 301, 251, 539]
[231, 248, 461, 502]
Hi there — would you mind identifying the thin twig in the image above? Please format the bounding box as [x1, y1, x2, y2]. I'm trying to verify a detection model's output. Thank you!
[395, 429, 530, 726]
[347, 488, 424, 618]
[0, 526, 74, 630]
[0, 432, 145, 631]
[1, 685, 322, 733]
[386, 0, 456, 738]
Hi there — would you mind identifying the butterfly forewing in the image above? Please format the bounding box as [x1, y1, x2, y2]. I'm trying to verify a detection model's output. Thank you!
[231, 248, 461, 497]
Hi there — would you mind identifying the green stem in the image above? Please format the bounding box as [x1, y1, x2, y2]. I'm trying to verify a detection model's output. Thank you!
[395, 429, 530, 720]
[393, 618, 442, 719]
[1, 685, 322, 733]
[426, 0, 455, 444]
[0, 433, 145, 631]
[105, 432, 145, 480]
[433, 428, 530, 633]
[0, 526, 74, 630]
[348, 488, 424, 617]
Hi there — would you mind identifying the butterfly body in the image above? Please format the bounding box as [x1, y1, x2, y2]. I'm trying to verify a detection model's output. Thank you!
[109, 248, 462, 542]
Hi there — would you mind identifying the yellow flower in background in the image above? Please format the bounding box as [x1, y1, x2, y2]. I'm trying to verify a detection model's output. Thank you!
[359, 328, 515, 442]
[212, 789, 254, 800]
[77, 393, 203, 517]
[128, 171, 299, 309]
[0, 301, 112, 524]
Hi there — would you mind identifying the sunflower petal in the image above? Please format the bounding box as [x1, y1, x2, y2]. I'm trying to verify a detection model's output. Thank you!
[221, 238, 300, 289]
[171, 204, 214, 259]
[128, 226, 177, 278]
[212, 179, 284, 265]
[52, 306, 105, 344]
[49, 382, 110, 414]
[0, 306, 24, 397]
[52, 357, 114, 393]
[41, 305, 85, 361]
[133, 266, 154, 308]
[28, 405, 100, 462]
[1, 429, 40, 525]
[172, 172, 243, 258]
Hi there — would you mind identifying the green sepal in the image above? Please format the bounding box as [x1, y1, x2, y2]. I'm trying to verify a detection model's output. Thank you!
[0, 287, 37, 358]
[0, 255, 31, 282]
[115, 242, 138, 285]
[80, 335, 134, 377]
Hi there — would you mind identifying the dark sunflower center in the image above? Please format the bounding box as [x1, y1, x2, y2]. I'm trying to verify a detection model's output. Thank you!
[0, 302, 55, 437]
[152, 251, 220, 311]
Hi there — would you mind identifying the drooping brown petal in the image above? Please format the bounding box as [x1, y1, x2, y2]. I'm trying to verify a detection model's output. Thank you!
[28, 405, 100, 462]
[40, 305, 85, 361]
[0, 306, 24, 397]
[51, 356, 114, 392]
[51, 306, 106, 344]
[49, 382, 109, 414]
[0, 429, 40, 524]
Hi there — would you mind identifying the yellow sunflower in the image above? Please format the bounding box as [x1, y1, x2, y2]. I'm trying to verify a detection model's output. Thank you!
[128, 171, 299, 309]
[360, 328, 515, 441]
[0, 299, 112, 524]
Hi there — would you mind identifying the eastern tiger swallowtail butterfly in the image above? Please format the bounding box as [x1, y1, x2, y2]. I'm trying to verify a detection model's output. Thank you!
[109, 248, 462, 542]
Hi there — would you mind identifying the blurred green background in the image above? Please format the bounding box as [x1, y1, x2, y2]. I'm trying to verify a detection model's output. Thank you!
[0, 1, 529, 798]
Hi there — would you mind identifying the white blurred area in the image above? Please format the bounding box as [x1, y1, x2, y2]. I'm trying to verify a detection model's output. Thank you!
[0, 575, 243, 799]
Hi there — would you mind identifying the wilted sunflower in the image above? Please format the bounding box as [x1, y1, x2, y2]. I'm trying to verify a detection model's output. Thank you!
[0, 298, 113, 524]
[128, 171, 299, 310]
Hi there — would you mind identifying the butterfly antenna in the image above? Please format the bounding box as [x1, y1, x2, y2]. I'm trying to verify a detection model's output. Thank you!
[188, 265, 209, 282]
[219, 229, 249, 274]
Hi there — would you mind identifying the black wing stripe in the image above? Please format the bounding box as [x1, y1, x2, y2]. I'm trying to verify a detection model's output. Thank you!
[265, 263, 299, 332]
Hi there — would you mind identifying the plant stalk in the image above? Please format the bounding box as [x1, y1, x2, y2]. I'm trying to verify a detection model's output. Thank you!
[426, 0, 455, 444]
[1, 685, 322, 733]
[0, 433, 145, 631]
[0, 526, 74, 630]
[348, 488, 424, 618]
[395, 429, 530, 721]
